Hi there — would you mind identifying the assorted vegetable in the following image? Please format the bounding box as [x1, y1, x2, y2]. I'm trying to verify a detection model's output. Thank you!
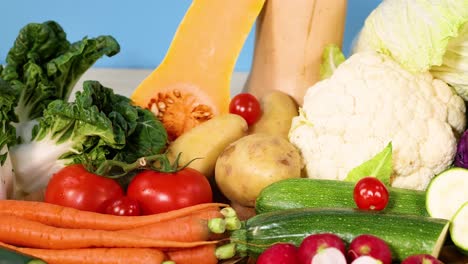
[126, 167, 213, 215]
[353, 177, 389, 211]
[243, 0, 347, 105]
[255, 178, 428, 216]
[289, 51, 465, 191]
[45, 164, 124, 213]
[131, 0, 265, 140]
[426, 167, 468, 220]
[2, 0, 468, 262]
[248, 90, 298, 138]
[228, 208, 449, 261]
[229, 93, 262, 126]
[215, 133, 302, 207]
[353, 0, 468, 100]
[0, 200, 227, 263]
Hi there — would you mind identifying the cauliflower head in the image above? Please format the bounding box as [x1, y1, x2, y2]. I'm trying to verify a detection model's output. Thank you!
[289, 51, 466, 190]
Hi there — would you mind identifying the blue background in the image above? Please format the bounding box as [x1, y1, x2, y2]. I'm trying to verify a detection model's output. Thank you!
[0, 0, 381, 71]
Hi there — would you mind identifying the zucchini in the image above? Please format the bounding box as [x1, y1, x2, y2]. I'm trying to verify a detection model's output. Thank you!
[230, 208, 449, 261]
[450, 201, 468, 255]
[0, 247, 46, 264]
[255, 178, 428, 216]
[426, 167, 468, 220]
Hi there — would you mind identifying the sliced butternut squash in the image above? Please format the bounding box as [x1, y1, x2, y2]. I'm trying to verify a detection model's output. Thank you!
[131, 0, 265, 140]
[243, 0, 347, 105]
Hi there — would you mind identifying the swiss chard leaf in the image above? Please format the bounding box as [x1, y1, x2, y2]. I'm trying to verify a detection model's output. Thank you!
[0, 79, 18, 165]
[1, 20, 120, 123]
[344, 142, 393, 185]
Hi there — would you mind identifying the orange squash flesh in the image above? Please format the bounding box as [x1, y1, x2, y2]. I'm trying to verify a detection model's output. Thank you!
[132, 0, 265, 139]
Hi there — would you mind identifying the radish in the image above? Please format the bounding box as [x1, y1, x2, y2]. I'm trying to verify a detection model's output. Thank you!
[351, 255, 382, 264]
[347, 234, 392, 264]
[298, 233, 346, 264]
[311, 247, 347, 264]
[401, 254, 443, 264]
[257, 242, 299, 264]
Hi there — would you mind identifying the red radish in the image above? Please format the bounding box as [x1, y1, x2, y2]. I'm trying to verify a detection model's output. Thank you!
[257, 243, 299, 264]
[401, 254, 442, 264]
[311, 247, 347, 264]
[298, 233, 346, 264]
[351, 255, 382, 264]
[347, 234, 392, 264]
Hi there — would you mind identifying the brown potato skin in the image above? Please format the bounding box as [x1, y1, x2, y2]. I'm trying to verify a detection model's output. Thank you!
[249, 91, 298, 139]
[215, 133, 302, 207]
[166, 114, 248, 178]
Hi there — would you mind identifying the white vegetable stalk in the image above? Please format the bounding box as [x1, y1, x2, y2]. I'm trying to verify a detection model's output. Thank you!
[0, 145, 15, 199]
[9, 136, 74, 197]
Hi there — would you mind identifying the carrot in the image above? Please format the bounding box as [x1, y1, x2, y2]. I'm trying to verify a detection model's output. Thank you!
[0, 215, 218, 250]
[0, 200, 227, 230]
[167, 244, 219, 264]
[118, 207, 224, 242]
[0, 241, 166, 264]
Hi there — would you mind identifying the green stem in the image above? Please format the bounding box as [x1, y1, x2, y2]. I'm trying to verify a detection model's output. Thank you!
[215, 243, 237, 260]
[208, 218, 226, 234]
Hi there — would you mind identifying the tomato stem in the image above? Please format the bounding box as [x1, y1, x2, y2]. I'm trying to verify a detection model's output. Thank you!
[90, 152, 201, 178]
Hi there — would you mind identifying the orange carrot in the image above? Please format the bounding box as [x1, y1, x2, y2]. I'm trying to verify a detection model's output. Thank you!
[167, 244, 219, 264]
[118, 207, 224, 242]
[0, 215, 218, 250]
[0, 200, 227, 230]
[0, 241, 166, 264]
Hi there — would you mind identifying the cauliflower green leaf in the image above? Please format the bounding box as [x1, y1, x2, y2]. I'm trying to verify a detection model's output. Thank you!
[345, 142, 393, 186]
[319, 44, 346, 80]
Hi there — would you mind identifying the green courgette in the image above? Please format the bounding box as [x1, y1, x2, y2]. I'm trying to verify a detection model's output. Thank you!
[450, 201, 468, 255]
[0, 247, 46, 264]
[255, 178, 428, 216]
[426, 167, 468, 220]
[230, 208, 449, 261]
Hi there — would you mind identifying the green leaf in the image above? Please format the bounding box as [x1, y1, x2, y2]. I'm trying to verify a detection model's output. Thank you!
[344, 142, 393, 185]
[1, 20, 120, 123]
[319, 44, 346, 80]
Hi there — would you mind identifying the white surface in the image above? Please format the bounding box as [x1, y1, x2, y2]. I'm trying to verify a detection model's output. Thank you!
[72, 68, 248, 99]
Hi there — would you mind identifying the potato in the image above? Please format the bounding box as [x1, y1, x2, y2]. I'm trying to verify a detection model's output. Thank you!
[215, 133, 302, 207]
[166, 114, 248, 178]
[249, 91, 298, 138]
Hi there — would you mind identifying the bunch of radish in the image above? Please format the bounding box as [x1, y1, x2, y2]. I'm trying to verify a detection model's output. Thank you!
[256, 233, 442, 264]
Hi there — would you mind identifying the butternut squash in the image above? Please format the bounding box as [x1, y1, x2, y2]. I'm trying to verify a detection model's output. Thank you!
[131, 0, 265, 140]
[243, 0, 347, 105]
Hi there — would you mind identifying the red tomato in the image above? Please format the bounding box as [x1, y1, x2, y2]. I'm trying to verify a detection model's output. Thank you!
[126, 168, 213, 215]
[45, 164, 124, 213]
[353, 177, 389, 211]
[229, 93, 262, 125]
[103, 196, 141, 216]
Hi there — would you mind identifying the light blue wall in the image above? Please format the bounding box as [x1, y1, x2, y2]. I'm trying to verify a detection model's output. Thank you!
[0, 0, 381, 71]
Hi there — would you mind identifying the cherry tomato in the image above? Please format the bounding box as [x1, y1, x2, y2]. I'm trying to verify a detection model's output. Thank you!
[126, 168, 213, 215]
[45, 164, 124, 213]
[229, 93, 262, 125]
[103, 196, 141, 216]
[353, 177, 389, 211]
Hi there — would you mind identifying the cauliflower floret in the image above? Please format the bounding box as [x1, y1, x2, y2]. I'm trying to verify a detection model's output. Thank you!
[289, 51, 466, 190]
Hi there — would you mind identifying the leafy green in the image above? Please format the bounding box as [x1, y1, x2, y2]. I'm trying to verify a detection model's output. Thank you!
[0, 79, 18, 199]
[319, 44, 346, 80]
[0, 79, 19, 164]
[1, 20, 120, 125]
[345, 142, 393, 185]
[10, 81, 168, 196]
[353, 0, 468, 100]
